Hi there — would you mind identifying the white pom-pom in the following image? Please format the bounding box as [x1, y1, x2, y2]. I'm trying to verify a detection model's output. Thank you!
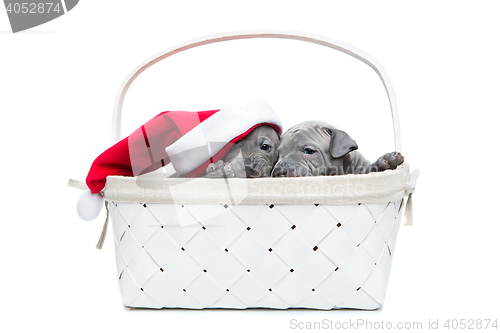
[77, 190, 104, 221]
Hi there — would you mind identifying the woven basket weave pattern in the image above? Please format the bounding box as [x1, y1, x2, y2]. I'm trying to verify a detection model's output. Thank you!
[110, 200, 403, 309]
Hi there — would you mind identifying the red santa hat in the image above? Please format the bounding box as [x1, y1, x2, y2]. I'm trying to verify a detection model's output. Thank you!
[77, 100, 282, 221]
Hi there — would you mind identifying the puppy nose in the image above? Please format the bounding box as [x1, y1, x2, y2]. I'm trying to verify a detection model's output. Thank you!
[272, 166, 285, 177]
[245, 164, 261, 178]
[285, 166, 301, 177]
[272, 163, 304, 177]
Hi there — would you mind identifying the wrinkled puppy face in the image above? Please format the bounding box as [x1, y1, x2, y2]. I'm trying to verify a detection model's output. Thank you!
[272, 121, 357, 177]
[227, 125, 280, 177]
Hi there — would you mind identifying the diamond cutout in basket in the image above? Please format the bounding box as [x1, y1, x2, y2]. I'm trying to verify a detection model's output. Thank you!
[163, 251, 203, 288]
[338, 204, 376, 246]
[115, 202, 143, 225]
[317, 227, 356, 267]
[127, 248, 160, 287]
[230, 273, 268, 306]
[376, 245, 393, 279]
[359, 226, 387, 263]
[228, 231, 268, 270]
[160, 206, 202, 247]
[142, 271, 184, 306]
[187, 273, 226, 306]
[184, 230, 223, 269]
[144, 229, 181, 269]
[365, 202, 390, 222]
[387, 227, 399, 257]
[169, 205, 201, 227]
[294, 205, 338, 247]
[315, 272, 355, 307]
[294, 251, 337, 289]
[109, 204, 129, 244]
[272, 273, 311, 306]
[114, 240, 126, 278]
[337, 246, 375, 288]
[250, 208, 292, 248]
[184, 204, 226, 224]
[129, 207, 162, 246]
[115, 228, 142, 266]
[323, 204, 359, 223]
[230, 204, 270, 228]
[374, 203, 397, 241]
[206, 253, 247, 289]
[204, 209, 247, 248]
[117, 268, 142, 306]
[146, 203, 178, 225]
[359, 266, 389, 305]
[251, 252, 290, 287]
[272, 231, 313, 268]
[274, 204, 316, 226]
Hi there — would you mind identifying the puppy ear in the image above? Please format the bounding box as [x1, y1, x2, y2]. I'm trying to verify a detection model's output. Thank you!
[325, 128, 358, 158]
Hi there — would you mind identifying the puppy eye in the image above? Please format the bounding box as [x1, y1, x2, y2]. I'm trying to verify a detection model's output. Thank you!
[304, 148, 316, 155]
[261, 144, 271, 151]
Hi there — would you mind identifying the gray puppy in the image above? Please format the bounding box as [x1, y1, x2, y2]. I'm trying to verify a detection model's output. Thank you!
[272, 121, 403, 177]
[205, 125, 280, 178]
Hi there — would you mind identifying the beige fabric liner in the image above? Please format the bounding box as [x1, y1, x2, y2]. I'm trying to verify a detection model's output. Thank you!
[97, 164, 418, 205]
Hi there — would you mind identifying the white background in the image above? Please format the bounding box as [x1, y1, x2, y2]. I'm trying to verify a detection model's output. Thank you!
[1, 1, 499, 332]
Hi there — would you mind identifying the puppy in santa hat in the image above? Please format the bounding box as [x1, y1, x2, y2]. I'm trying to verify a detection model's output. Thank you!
[203, 124, 280, 179]
[76, 100, 282, 221]
[85, 100, 283, 194]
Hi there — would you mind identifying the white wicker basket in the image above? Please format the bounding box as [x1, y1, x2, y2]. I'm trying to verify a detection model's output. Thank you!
[98, 31, 418, 310]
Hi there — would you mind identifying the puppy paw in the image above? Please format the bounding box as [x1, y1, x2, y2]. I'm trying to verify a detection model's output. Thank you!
[206, 160, 225, 178]
[373, 152, 404, 172]
[221, 162, 236, 178]
[206, 160, 245, 178]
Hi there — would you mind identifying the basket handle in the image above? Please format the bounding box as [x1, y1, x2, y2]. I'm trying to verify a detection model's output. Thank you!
[112, 30, 402, 151]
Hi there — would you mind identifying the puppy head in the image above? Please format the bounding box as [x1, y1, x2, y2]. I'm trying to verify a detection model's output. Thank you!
[272, 121, 357, 177]
[228, 125, 280, 177]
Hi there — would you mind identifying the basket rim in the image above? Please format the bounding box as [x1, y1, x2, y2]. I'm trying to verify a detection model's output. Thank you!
[103, 164, 417, 205]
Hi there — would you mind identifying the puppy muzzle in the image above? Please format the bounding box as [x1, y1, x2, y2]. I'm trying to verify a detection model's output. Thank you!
[245, 159, 273, 178]
[271, 162, 311, 177]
